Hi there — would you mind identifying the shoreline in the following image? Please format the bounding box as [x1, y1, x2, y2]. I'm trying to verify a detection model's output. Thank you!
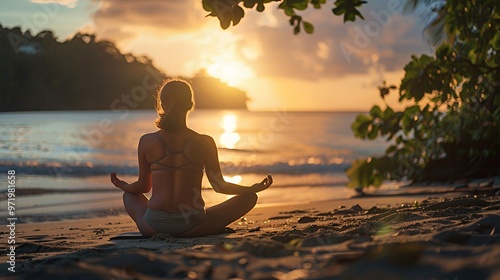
[2, 193, 500, 279]
[6, 177, 498, 224]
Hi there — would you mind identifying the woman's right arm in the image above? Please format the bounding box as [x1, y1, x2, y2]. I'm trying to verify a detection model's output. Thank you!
[202, 135, 272, 194]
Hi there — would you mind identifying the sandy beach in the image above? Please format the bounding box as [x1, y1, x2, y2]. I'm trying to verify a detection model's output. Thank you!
[2, 191, 500, 279]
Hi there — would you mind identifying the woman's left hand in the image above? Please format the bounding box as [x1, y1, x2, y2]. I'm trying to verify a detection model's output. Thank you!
[250, 175, 273, 193]
[111, 172, 129, 190]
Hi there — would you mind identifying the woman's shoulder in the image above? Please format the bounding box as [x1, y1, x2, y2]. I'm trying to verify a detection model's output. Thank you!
[138, 132, 160, 143]
[189, 133, 217, 148]
[141, 132, 160, 138]
[138, 130, 215, 147]
[195, 133, 215, 142]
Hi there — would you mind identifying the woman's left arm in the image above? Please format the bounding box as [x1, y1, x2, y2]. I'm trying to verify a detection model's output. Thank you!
[111, 135, 152, 193]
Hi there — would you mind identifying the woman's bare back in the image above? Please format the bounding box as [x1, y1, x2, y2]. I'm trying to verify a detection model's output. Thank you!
[142, 129, 206, 213]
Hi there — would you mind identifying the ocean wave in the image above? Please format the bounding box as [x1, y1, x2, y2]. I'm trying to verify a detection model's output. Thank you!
[0, 160, 351, 176]
[220, 162, 351, 174]
[0, 181, 348, 202]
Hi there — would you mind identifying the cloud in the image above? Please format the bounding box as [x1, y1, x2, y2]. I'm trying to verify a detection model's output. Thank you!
[91, 0, 208, 42]
[237, 1, 431, 81]
[31, 0, 78, 8]
[88, 0, 430, 81]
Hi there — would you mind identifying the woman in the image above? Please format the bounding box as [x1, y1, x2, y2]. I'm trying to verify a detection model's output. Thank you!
[110, 79, 272, 237]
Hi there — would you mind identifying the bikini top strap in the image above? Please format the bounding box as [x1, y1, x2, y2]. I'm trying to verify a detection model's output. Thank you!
[155, 131, 170, 153]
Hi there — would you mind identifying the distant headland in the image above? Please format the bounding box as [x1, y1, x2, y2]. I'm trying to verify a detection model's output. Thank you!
[0, 25, 248, 112]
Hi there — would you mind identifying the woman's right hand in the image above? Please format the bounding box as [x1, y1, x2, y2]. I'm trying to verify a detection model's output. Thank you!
[250, 175, 273, 192]
[110, 172, 129, 191]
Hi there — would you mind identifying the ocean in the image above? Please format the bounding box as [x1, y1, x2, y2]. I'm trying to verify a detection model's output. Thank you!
[0, 110, 393, 222]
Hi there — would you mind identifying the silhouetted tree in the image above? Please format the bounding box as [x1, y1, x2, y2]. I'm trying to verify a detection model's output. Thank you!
[0, 25, 249, 111]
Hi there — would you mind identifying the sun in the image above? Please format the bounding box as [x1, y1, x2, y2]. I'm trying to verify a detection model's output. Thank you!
[206, 58, 254, 87]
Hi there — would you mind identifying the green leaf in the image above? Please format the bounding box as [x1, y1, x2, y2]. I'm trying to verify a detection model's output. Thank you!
[494, 93, 500, 106]
[219, 12, 232, 29]
[353, 9, 365, 20]
[383, 107, 395, 118]
[232, 6, 245, 26]
[202, 0, 214, 12]
[372, 174, 383, 187]
[368, 125, 379, 139]
[256, 2, 265, 12]
[243, 0, 257, 8]
[292, 1, 308, 10]
[332, 6, 345, 16]
[344, 12, 356, 22]
[436, 43, 452, 59]
[293, 25, 300, 35]
[351, 114, 372, 138]
[302, 21, 314, 34]
[404, 105, 420, 116]
[346, 158, 372, 188]
[386, 145, 398, 154]
[492, 33, 500, 50]
[370, 105, 383, 118]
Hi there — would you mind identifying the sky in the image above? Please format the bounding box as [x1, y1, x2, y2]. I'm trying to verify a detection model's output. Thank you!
[0, 0, 432, 111]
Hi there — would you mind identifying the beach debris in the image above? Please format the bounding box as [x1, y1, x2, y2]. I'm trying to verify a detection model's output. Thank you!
[374, 224, 393, 236]
[221, 243, 234, 251]
[423, 198, 489, 211]
[333, 209, 358, 215]
[350, 204, 363, 213]
[333, 205, 364, 216]
[186, 271, 198, 279]
[298, 216, 317, 223]
[93, 228, 106, 235]
[366, 206, 390, 215]
[287, 238, 303, 250]
[317, 211, 334, 217]
[302, 225, 322, 234]
[22, 234, 50, 241]
[281, 210, 310, 214]
[269, 215, 294, 220]
[238, 257, 248, 266]
[302, 261, 314, 269]
[248, 226, 261, 232]
[224, 227, 236, 233]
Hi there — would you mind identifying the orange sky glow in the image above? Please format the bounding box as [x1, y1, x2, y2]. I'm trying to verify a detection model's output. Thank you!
[1, 0, 432, 111]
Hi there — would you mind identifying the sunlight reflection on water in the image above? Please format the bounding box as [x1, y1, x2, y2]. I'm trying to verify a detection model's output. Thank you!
[218, 113, 241, 149]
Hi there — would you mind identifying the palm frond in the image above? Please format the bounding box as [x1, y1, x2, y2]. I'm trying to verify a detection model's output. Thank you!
[404, 0, 449, 49]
